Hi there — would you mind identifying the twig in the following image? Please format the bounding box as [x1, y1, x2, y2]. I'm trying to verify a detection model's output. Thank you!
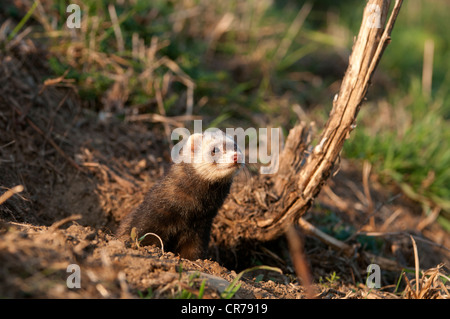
[298, 217, 402, 271]
[125, 113, 202, 127]
[298, 217, 353, 255]
[154, 80, 173, 147]
[362, 161, 374, 225]
[380, 208, 403, 231]
[402, 272, 416, 298]
[39, 69, 76, 93]
[140, 232, 165, 253]
[417, 206, 440, 231]
[410, 235, 420, 297]
[49, 214, 82, 231]
[286, 226, 316, 298]
[0, 185, 24, 205]
[108, 4, 125, 53]
[7, 221, 41, 230]
[422, 39, 434, 98]
[356, 231, 450, 253]
[345, 193, 402, 243]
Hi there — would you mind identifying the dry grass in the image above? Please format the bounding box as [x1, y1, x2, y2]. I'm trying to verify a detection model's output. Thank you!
[402, 264, 449, 299]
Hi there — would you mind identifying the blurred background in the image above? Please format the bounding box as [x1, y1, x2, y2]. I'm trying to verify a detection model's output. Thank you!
[1, 0, 449, 229]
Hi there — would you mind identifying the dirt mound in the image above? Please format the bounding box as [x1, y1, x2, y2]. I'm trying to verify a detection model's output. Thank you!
[0, 40, 306, 299]
[0, 31, 449, 299]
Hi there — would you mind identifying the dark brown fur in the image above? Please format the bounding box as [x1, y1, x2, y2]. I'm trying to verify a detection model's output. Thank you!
[117, 162, 233, 260]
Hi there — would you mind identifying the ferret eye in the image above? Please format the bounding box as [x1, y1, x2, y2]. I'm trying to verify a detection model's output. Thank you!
[211, 147, 220, 156]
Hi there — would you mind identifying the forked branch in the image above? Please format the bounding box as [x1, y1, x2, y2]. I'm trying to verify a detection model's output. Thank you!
[213, 0, 404, 247]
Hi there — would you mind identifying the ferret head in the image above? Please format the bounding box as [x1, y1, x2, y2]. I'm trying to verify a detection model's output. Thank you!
[181, 129, 243, 182]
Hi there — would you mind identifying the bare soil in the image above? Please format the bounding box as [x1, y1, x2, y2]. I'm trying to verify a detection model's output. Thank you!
[0, 34, 449, 299]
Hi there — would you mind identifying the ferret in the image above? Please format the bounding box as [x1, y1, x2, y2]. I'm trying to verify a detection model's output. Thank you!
[117, 129, 243, 260]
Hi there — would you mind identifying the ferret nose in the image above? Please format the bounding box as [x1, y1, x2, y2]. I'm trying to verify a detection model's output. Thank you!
[233, 153, 238, 163]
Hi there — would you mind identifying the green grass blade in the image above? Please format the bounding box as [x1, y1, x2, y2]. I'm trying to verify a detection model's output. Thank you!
[8, 0, 39, 41]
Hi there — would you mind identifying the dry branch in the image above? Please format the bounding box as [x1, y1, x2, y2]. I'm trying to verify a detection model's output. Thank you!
[214, 0, 404, 248]
[0, 185, 24, 205]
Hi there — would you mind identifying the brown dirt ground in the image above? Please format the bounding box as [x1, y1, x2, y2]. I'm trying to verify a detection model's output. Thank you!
[0, 32, 449, 299]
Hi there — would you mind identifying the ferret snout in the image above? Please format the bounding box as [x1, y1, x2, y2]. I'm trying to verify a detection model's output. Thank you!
[232, 150, 244, 164]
